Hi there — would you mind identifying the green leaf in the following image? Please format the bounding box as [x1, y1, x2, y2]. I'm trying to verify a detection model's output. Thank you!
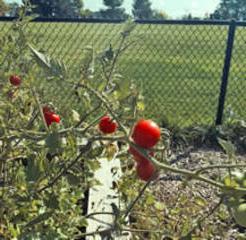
[87, 159, 101, 172]
[72, 109, 80, 122]
[218, 138, 235, 159]
[154, 202, 166, 211]
[114, 77, 131, 100]
[66, 173, 81, 186]
[25, 154, 43, 182]
[28, 44, 67, 77]
[223, 175, 240, 188]
[146, 194, 155, 205]
[28, 44, 52, 69]
[25, 211, 53, 228]
[44, 194, 59, 209]
[137, 101, 145, 112]
[87, 146, 104, 158]
[194, 196, 207, 207]
[45, 132, 62, 154]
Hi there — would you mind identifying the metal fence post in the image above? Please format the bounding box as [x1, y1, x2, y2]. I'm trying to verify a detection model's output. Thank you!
[215, 20, 236, 125]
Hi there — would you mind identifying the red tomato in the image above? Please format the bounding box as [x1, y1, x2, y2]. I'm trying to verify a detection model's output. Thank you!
[9, 75, 21, 86]
[50, 114, 60, 123]
[43, 107, 60, 127]
[128, 146, 154, 163]
[99, 115, 118, 134]
[132, 119, 161, 148]
[136, 160, 156, 181]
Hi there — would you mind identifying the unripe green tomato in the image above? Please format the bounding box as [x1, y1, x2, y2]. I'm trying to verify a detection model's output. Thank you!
[232, 203, 246, 228]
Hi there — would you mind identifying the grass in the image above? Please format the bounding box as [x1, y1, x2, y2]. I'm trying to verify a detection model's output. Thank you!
[1, 21, 246, 127]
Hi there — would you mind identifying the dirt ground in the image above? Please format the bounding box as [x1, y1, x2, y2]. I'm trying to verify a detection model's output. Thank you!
[152, 149, 246, 239]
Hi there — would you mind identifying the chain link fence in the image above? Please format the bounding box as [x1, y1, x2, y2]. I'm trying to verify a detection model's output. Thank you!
[0, 18, 245, 127]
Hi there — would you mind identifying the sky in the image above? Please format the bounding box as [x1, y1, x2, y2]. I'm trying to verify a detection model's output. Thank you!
[5, 0, 221, 18]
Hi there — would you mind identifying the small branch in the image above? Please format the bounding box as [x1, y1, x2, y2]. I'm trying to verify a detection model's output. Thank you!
[75, 103, 102, 128]
[75, 228, 112, 238]
[78, 83, 128, 136]
[85, 212, 114, 219]
[79, 113, 105, 134]
[195, 163, 246, 175]
[122, 227, 162, 234]
[30, 87, 49, 132]
[104, 36, 126, 90]
[37, 140, 92, 193]
[6, 155, 27, 162]
[128, 142, 246, 194]
[92, 135, 126, 142]
[181, 197, 223, 238]
[124, 179, 152, 218]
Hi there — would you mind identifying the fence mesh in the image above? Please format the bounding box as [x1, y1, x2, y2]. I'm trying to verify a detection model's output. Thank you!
[225, 26, 246, 121]
[0, 18, 245, 127]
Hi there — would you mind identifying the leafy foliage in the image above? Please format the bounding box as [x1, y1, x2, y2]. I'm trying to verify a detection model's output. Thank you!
[211, 0, 246, 20]
[0, 0, 8, 16]
[132, 0, 153, 20]
[100, 0, 127, 19]
[29, 0, 84, 18]
[0, 12, 246, 240]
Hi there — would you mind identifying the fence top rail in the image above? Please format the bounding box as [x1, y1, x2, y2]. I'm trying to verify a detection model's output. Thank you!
[1, 16, 246, 26]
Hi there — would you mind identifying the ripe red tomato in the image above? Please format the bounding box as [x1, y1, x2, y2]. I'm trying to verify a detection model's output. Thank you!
[128, 146, 154, 163]
[132, 119, 161, 148]
[136, 160, 156, 181]
[99, 115, 118, 134]
[43, 107, 60, 127]
[9, 75, 21, 86]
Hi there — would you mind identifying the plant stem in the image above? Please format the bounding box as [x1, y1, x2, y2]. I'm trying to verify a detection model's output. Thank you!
[181, 197, 223, 239]
[124, 180, 152, 218]
[128, 141, 246, 194]
[37, 140, 92, 193]
[195, 163, 246, 175]
[85, 212, 114, 219]
[30, 87, 49, 133]
[78, 83, 128, 135]
[104, 36, 126, 91]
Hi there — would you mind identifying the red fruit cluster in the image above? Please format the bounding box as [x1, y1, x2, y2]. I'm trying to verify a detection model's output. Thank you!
[99, 115, 118, 134]
[9, 75, 21, 86]
[43, 106, 60, 127]
[130, 119, 161, 181]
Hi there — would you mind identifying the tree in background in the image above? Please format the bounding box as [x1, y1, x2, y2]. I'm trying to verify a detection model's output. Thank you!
[53, 0, 84, 18]
[132, 0, 153, 19]
[100, 0, 127, 19]
[28, 0, 53, 17]
[29, 0, 84, 18]
[182, 13, 193, 20]
[7, 3, 20, 17]
[152, 10, 169, 20]
[211, 0, 246, 20]
[0, 0, 8, 16]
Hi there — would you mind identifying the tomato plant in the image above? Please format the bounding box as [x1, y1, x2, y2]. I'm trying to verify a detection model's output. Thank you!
[132, 119, 161, 148]
[0, 10, 246, 240]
